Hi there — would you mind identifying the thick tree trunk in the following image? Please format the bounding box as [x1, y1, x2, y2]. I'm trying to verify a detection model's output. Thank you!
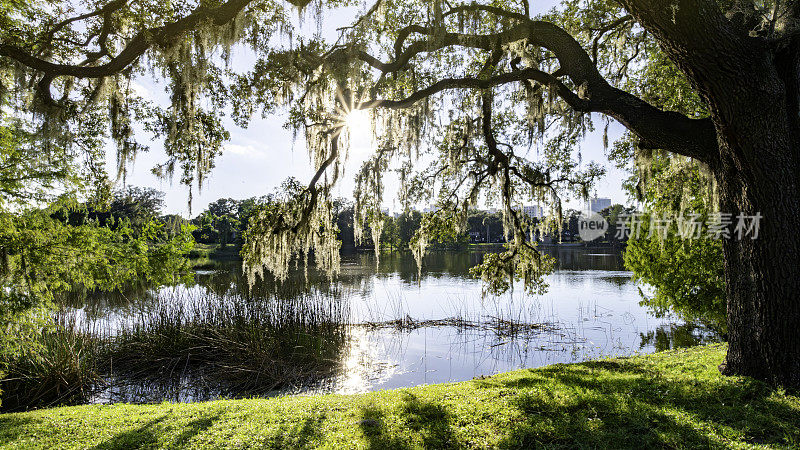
[717, 154, 800, 388]
[711, 47, 800, 388]
[619, 2, 800, 388]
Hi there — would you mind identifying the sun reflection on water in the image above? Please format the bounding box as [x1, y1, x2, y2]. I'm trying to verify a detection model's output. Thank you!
[333, 326, 400, 394]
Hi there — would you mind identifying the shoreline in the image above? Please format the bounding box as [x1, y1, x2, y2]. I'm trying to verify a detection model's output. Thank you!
[2, 344, 798, 448]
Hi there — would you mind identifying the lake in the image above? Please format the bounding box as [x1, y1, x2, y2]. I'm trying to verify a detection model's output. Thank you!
[73, 247, 717, 404]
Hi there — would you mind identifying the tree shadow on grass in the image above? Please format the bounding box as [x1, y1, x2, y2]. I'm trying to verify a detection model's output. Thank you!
[0, 415, 41, 444]
[359, 392, 458, 449]
[91, 415, 169, 450]
[486, 359, 800, 448]
[89, 410, 225, 449]
[263, 413, 327, 448]
[170, 413, 221, 447]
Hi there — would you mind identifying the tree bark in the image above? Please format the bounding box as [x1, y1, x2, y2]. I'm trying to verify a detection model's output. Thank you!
[622, 0, 800, 388]
[710, 49, 800, 388]
[716, 141, 800, 388]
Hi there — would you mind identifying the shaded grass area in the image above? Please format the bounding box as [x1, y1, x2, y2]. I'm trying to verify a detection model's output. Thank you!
[1, 344, 798, 449]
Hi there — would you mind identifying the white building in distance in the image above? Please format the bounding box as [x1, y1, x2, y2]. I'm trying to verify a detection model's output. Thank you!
[585, 197, 612, 213]
[523, 205, 544, 219]
[511, 205, 545, 219]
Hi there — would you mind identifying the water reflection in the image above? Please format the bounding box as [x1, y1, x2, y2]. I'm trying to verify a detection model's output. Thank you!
[640, 323, 720, 352]
[541, 246, 625, 271]
[66, 247, 717, 405]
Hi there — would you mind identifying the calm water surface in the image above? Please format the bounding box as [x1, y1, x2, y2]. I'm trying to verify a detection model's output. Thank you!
[78, 248, 716, 403]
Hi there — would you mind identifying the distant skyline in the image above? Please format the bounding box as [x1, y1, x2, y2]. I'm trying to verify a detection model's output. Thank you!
[586, 197, 613, 213]
[103, 1, 633, 217]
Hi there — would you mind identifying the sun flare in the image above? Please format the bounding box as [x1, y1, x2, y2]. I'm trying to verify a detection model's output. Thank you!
[345, 108, 371, 132]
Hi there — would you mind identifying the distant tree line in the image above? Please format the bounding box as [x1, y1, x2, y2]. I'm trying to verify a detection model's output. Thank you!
[191, 196, 635, 251]
[189, 197, 264, 248]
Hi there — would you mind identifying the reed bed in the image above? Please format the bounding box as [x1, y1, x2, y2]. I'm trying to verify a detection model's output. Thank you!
[3, 284, 573, 411]
[1, 288, 350, 411]
[105, 289, 350, 401]
[0, 314, 105, 411]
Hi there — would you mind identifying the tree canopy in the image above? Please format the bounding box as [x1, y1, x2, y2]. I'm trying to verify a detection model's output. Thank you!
[4, 0, 800, 385]
[1, 0, 794, 300]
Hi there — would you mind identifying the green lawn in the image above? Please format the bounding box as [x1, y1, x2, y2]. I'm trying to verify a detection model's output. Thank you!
[1, 344, 798, 449]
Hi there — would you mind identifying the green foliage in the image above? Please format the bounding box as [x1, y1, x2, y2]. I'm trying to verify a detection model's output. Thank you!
[191, 197, 267, 247]
[573, 0, 725, 332]
[100, 187, 166, 228]
[620, 155, 726, 332]
[415, 208, 469, 248]
[465, 210, 503, 243]
[242, 178, 341, 283]
[0, 205, 194, 303]
[0, 202, 196, 406]
[0, 116, 196, 407]
[626, 229, 726, 332]
[0, 0, 738, 312]
[0, 121, 78, 206]
[469, 244, 554, 296]
[389, 209, 422, 249]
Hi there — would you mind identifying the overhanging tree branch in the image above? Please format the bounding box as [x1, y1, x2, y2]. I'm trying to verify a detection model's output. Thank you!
[362, 68, 587, 110]
[350, 16, 717, 163]
[0, 0, 254, 79]
[36, 0, 129, 57]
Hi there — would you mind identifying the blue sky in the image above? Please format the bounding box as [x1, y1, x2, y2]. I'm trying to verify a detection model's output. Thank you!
[108, 1, 633, 217]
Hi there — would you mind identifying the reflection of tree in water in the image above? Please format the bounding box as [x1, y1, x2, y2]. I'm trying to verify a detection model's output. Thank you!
[373, 247, 627, 278]
[375, 251, 485, 284]
[192, 251, 489, 298]
[541, 247, 626, 271]
[57, 287, 160, 320]
[74, 249, 629, 317]
[639, 323, 720, 352]
[55, 248, 653, 407]
[194, 257, 376, 300]
[597, 275, 631, 288]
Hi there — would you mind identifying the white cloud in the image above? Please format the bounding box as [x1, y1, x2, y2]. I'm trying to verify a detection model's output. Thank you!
[225, 144, 268, 159]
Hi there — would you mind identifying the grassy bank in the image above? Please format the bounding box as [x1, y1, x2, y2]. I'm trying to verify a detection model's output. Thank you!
[1, 344, 798, 449]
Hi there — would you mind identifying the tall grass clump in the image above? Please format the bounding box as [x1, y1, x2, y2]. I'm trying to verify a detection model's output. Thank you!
[1, 283, 353, 410]
[0, 313, 105, 412]
[103, 287, 351, 400]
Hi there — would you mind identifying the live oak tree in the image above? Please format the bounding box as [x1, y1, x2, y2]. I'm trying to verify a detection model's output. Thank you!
[1, 0, 799, 386]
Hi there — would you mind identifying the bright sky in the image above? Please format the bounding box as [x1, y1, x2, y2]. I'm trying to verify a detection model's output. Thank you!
[108, 1, 632, 217]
